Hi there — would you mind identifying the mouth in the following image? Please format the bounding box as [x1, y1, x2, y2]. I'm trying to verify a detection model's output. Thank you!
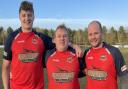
[25, 21, 31, 24]
[91, 39, 98, 43]
[23, 20, 32, 24]
[60, 42, 65, 45]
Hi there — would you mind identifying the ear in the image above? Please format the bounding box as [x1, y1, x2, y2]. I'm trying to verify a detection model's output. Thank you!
[52, 39, 55, 43]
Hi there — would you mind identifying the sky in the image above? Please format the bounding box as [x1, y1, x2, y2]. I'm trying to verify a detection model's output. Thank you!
[0, 0, 128, 30]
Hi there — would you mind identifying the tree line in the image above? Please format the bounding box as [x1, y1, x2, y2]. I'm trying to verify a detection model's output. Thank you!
[0, 25, 128, 46]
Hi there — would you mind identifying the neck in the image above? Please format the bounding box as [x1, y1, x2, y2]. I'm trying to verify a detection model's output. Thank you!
[56, 47, 68, 52]
[22, 28, 32, 32]
[92, 42, 103, 49]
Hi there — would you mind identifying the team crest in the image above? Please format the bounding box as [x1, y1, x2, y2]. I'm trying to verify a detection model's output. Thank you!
[32, 38, 38, 44]
[100, 54, 107, 61]
[66, 57, 73, 63]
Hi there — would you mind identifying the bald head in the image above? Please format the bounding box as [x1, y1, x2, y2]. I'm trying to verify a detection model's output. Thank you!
[88, 21, 102, 33]
[87, 20, 103, 48]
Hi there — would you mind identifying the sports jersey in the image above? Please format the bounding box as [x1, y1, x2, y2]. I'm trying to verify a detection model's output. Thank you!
[45, 48, 82, 89]
[83, 42, 128, 89]
[3, 27, 54, 89]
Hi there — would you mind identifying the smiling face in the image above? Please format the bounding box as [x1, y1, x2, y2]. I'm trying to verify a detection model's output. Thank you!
[87, 21, 103, 48]
[54, 28, 69, 52]
[19, 1, 34, 32]
[19, 10, 34, 32]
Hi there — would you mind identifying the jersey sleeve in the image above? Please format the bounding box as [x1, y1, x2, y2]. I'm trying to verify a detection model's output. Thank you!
[43, 49, 56, 68]
[39, 33, 55, 50]
[78, 57, 86, 78]
[3, 29, 20, 60]
[82, 48, 90, 68]
[114, 48, 128, 76]
[78, 48, 90, 77]
[3, 33, 13, 60]
[108, 46, 128, 76]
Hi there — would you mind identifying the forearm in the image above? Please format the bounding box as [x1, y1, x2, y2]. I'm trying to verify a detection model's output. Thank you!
[2, 60, 11, 89]
[69, 43, 83, 57]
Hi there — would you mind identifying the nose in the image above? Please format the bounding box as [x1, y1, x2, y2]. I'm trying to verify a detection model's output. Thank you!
[25, 15, 30, 20]
[60, 36, 65, 41]
[90, 34, 96, 39]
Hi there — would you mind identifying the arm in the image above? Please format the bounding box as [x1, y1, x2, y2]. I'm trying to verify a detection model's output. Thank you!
[69, 44, 83, 58]
[2, 31, 16, 89]
[2, 59, 11, 89]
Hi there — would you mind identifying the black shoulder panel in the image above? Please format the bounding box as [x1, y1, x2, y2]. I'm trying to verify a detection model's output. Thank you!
[43, 48, 56, 68]
[3, 29, 21, 60]
[78, 47, 90, 78]
[35, 32, 55, 50]
[104, 42, 127, 76]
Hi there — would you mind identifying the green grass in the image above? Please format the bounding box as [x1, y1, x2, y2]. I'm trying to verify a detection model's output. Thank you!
[0, 48, 128, 89]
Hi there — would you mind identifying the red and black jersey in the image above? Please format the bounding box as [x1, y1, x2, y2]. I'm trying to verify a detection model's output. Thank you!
[83, 42, 128, 89]
[45, 48, 83, 89]
[3, 27, 54, 89]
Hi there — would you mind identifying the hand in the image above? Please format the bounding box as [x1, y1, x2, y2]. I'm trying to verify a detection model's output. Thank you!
[10, 72, 12, 80]
[73, 44, 83, 57]
[84, 68, 88, 75]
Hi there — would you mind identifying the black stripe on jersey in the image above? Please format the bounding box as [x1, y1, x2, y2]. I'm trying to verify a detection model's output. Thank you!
[3, 28, 21, 60]
[103, 42, 128, 76]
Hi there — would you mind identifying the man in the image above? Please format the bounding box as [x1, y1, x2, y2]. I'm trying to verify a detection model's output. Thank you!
[83, 21, 128, 89]
[45, 25, 84, 89]
[2, 1, 82, 89]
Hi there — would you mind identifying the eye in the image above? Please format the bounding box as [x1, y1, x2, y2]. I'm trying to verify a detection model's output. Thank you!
[88, 33, 92, 36]
[63, 34, 68, 38]
[56, 35, 61, 38]
[28, 14, 33, 17]
[94, 32, 99, 35]
[21, 14, 26, 17]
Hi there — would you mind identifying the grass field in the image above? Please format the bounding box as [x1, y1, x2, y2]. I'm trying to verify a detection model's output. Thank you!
[0, 48, 128, 89]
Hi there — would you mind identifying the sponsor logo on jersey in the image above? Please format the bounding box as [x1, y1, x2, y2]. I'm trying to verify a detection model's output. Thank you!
[18, 49, 39, 62]
[52, 70, 75, 82]
[66, 57, 73, 63]
[87, 69, 108, 80]
[100, 54, 107, 61]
